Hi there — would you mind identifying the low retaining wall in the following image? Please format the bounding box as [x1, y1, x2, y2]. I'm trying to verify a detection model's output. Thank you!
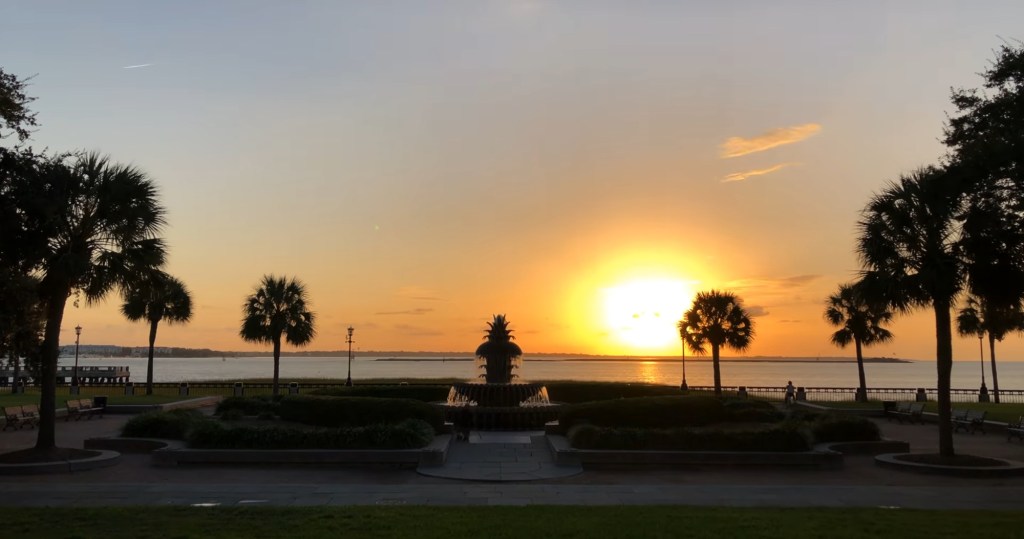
[546, 435, 843, 469]
[150, 434, 451, 468]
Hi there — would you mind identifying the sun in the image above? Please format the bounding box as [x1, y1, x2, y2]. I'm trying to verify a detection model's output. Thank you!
[602, 278, 693, 352]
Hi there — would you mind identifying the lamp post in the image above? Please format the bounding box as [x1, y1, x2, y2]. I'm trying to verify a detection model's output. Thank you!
[73, 325, 82, 388]
[978, 335, 989, 402]
[345, 326, 354, 387]
[679, 340, 688, 391]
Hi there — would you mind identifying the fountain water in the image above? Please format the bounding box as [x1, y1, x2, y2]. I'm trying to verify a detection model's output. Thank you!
[443, 315, 560, 430]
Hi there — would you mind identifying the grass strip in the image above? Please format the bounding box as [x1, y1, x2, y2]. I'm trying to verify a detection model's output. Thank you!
[1, 506, 1019, 539]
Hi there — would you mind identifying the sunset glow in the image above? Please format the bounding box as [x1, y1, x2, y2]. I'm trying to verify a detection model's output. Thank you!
[4, 3, 1024, 361]
[602, 279, 694, 353]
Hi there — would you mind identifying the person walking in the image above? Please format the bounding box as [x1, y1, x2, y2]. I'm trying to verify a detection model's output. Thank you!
[785, 381, 796, 404]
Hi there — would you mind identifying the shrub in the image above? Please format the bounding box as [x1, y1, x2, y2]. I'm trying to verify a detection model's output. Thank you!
[278, 396, 445, 432]
[121, 409, 209, 440]
[220, 409, 244, 421]
[309, 385, 450, 402]
[811, 414, 881, 443]
[186, 419, 434, 450]
[722, 398, 783, 423]
[558, 395, 727, 431]
[567, 424, 810, 452]
[216, 396, 279, 416]
[542, 381, 682, 404]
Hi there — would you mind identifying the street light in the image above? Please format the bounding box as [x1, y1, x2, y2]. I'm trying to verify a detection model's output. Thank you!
[680, 338, 688, 391]
[345, 326, 355, 387]
[73, 325, 82, 388]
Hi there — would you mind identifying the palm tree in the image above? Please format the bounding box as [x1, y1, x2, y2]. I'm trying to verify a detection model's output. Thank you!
[956, 295, 1024, 404]
[679, 290, 754, 396]
[121, 271, 193, 395]
[858, 165, 965, 457]
[824, 282, 894, 402]
[240, 275, 316, 396]
[27, 153, 166, 453]
[475, 314, 522, 384]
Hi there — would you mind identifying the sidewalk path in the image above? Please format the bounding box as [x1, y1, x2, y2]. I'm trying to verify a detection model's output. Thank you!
[418, 431, 583, 481]
[2, 414, 1023, 508]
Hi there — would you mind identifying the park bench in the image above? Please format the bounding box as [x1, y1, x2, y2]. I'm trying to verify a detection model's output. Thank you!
[887, 402, 925, 424]
[2, 404, 40, 431]
[952, 408, 986, 434]
[1005, 416, 1023, 442]
[65, 398, 104, 421]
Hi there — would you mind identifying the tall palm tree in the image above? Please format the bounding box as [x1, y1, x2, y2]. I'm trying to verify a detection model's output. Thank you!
[679, 290, 754, 396]
[121, 271, 193, 395]
[240, 275, 316, 396]
[25, 153, 166, 453]
[956, 295, 1024, 404]
[475, 314, 522, 384]
[824, 282, 894, 402]
[858, 165, 965, 457]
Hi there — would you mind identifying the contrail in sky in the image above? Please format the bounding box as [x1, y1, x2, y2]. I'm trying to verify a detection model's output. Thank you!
[122, 63, 153, 69]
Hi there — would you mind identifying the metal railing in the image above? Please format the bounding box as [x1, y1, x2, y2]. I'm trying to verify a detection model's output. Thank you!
[1, 381, 1023, 403]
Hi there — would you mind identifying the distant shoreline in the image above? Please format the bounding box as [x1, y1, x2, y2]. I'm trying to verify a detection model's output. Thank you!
[372, 357, 912, 364]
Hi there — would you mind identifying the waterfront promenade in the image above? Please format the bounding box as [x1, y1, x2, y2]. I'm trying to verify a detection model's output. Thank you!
[1, 410, 1023, 508]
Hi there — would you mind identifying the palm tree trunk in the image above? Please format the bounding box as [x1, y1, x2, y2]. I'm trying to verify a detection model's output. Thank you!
[272, 337, 281, 397]
[711, 343, 722, 397]
[854, 338, 868, 402]
[36, 285, 70, 451]
[988, 334, 1000, 404]
[146, 319, 158, 396]
[934, 299, 955, 457]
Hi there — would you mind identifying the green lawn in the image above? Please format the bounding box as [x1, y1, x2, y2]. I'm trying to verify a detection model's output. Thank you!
[0, 507, 1018, 538]
[810, 400, 1024, 423]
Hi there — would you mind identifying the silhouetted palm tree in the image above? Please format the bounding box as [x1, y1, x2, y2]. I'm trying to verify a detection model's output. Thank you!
[679, 290, 754, 396]
[30, 153, 166, 452]
[956, 295, 1024, 404]
[824, 282, 894, 402]
[858, 165, 964, 457]
[475, 314, 522, 384]
[240, 275, 316, 396]
[121, 271, 193, 395]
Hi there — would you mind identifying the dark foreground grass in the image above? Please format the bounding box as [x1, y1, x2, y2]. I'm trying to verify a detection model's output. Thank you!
[1, 507, 1019, 539]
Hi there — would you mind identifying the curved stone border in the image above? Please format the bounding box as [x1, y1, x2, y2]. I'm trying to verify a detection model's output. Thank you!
[547, 435, 843, 469]
[0, 450, 121, 476]
[84, 437, 182, 453]
[875, 453, 1024, 477]
[815, 440, 910, 455]
[150, 434, 450, 468]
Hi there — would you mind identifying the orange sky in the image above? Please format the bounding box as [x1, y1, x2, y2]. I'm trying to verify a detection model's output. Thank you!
[5, 2, 1024, 360]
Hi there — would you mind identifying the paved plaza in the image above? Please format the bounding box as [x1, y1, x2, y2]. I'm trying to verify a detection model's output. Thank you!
[1, 409, 1023, 508]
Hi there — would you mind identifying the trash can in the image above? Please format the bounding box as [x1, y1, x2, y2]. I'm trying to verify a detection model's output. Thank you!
[233, 382, 244, 397]
[915, 388, 928, 402]
[178, 382, 190, 397]
[288, 382, 299, 395]
[124, 382, 135, 396]
[93, 395, 108, 411]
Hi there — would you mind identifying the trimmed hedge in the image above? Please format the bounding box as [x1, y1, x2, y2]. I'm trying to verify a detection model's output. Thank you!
[186, 419, 434, 450]
[567, 424, 810, 452]
[811, 414, 881, 443]
[558, 395, 729, 431]
[309, 385, 450, 402]
[121, 409, 210, 440]
[216, 396, 280, 416]
[542, 382, 682, 404]
[278, 396, 445, 432]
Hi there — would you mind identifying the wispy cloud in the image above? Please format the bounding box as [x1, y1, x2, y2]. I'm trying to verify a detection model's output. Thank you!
[746, 305, 770, 317]
[122, 63, 153, 69]
[375, 308, 434, 316]
[722, 162, 795, 183]
[719, 123, 821, 158]
[396, 286, 444, 302]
